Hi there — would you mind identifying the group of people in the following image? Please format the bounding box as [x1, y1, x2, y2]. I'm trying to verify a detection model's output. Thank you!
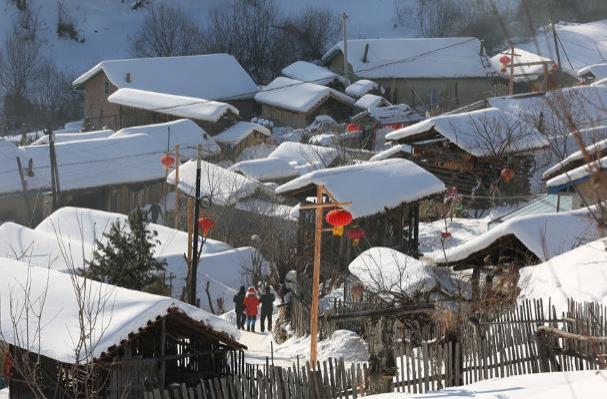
[233, 285, 275, 333]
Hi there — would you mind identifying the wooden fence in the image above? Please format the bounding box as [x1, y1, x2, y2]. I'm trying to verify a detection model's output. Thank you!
[145, 357, 365, 399]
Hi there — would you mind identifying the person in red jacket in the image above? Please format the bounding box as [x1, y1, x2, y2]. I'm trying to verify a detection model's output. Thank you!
[243, 286, 260, 332]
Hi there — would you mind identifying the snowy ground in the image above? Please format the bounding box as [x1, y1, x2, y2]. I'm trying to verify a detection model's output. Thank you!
[0, 388, 7, 399]
[419, 218, 488, 261]
[222, 311, 369, 367]
[365, 370, 607, 398]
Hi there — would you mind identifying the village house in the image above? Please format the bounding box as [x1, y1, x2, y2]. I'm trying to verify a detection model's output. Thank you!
[383, 107, 549, 207]
[212, 121, 271, 159]
[72, 54, 259, 131]
[254, 77, 355, 128]
[0, 257, 244, 398]
[0, 119, 219, 225]
[321, 37, 497, 112]
[489, 47, 565, 93]
[230, 142, 341, 184]
[543, 137, 607, 206]
[281, 60, 346, 90]
[275, 158, 446, 265]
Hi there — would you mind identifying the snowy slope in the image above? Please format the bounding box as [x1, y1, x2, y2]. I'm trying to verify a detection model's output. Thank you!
[0, 0, 417, 77]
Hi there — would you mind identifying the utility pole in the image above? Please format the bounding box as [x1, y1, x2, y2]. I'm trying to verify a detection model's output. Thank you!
[189, 145, 202, 306]
[174, 144, 180, 229]
[299, 186, 351, 367]
[342, 12, 350, 85]
[550, 17, 563, 88]
[47, 125, 61, 211]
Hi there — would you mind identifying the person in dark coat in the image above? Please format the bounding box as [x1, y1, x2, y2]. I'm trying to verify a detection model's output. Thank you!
[233, 286, 246, 329]
[259, 286, 275, 333]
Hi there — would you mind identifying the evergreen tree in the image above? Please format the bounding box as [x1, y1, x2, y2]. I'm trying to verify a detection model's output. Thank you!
[83, 209, 168, 293]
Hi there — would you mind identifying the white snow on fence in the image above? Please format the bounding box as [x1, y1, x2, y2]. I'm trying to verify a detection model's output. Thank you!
[276, 159, 445, 219]
[0, 256, 239, 364]
[30, 129, 114, 145]
[386, 107, 548, 157]
[108, 88, 238, 123]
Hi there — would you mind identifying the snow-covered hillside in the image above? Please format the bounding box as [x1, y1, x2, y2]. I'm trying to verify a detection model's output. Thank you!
[0, 0, 417, 77]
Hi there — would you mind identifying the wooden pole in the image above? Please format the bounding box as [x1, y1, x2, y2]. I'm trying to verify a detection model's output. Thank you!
[509, 46, 515, 96]
[174, 144, 180, 229]
[186, 196, 194, 298]
[310, 184, 324, 367]
[550, 17, 563, 88]
[342, 13, 350, 85]
[189, 145, 202, 306]
[16, 157, 33, 224]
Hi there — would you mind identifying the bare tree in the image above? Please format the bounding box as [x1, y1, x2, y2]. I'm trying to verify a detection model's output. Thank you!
[130, 4, 205, 58]
[280, 6, 340, 61]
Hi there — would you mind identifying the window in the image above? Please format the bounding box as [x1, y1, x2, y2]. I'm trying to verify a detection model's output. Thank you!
[104, 79, 110, 95]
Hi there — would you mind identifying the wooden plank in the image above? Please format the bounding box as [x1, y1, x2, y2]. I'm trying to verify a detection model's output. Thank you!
[422, 342, 430, 392]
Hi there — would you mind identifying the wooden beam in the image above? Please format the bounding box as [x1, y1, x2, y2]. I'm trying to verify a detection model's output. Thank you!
[299, 201, 352, 210]
[323, 303, 435, 321]
[537, 326, 607, 343]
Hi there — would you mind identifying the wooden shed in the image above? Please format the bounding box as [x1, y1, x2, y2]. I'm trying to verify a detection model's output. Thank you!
[383, 107, 549, 209]
[213, 121, 271, 159]
[0, 259, 244, 398]
[254, 77, 355, 128]
[275, 159, 446, 265]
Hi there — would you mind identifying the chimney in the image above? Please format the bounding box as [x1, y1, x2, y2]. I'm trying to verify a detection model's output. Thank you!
[362, 43, 370, 63]
[125, 72, 131, 83]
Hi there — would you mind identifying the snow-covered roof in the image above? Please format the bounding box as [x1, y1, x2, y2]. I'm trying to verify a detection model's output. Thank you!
[30, 129, 114, 145]
[167, 160, 263, 206]
[0, 206, 264, 312]
[488, 85, 607, 132]
[518, 19, 607, 75]
[349, 247, 438, 295]
[0, 256, 241, 364]
[281, 61, 343, 86]
[0, 120, 219, 196]
[111, 119, 221, 158]
[353, 94, 390, 110]
[386, 107, 548, 157]
[578, 63, 607, 80]
[230, 142, 340, 182]
[518, 237, 607, 313]
[322, 37, 489, 79]
[432, 207, 602, 264]
[73, 53, 258, 100]
[490, 47, 555, 82]
[213, 122, 271, 146]
[108, 88, 238, 123]
[546, 154, 607, 191]
[369, 144, 411, 162]
[366, 104, 424, 125]
[275, 158, 446, 219]
[254, 77, 354, 113]
[592, 77, 607, 87]
[542, 132, 607, 180]
[346, 80, 380, 98]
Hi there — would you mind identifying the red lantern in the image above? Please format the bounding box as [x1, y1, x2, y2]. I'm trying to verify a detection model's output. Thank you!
[161, 154, 175, 170]
[346, 123, 361, 133]
[346, 227, 365, 247]
[326, 208, 353, 236]
[499, 55, 511, 65]
[501, 168, 515, 184]
[551, 63, 558, 72]
[197, 217, 215, 236]
[441, 231, 452, 240]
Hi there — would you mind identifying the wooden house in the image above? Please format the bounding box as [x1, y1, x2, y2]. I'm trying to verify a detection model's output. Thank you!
[0, 258, 244, 398]
[322, 38, 498, 112]
[275, 159, 446, 266]
[230, 142, 341, 184]
[254, 77, 355, 128]
[0, 120, 219, 226]
[213, 121, 271, 159]
[383, 107, 549, 208]
[281, 61, 346, 90]
[72, 54, 259, 131]
[544, 137, 607, 206]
